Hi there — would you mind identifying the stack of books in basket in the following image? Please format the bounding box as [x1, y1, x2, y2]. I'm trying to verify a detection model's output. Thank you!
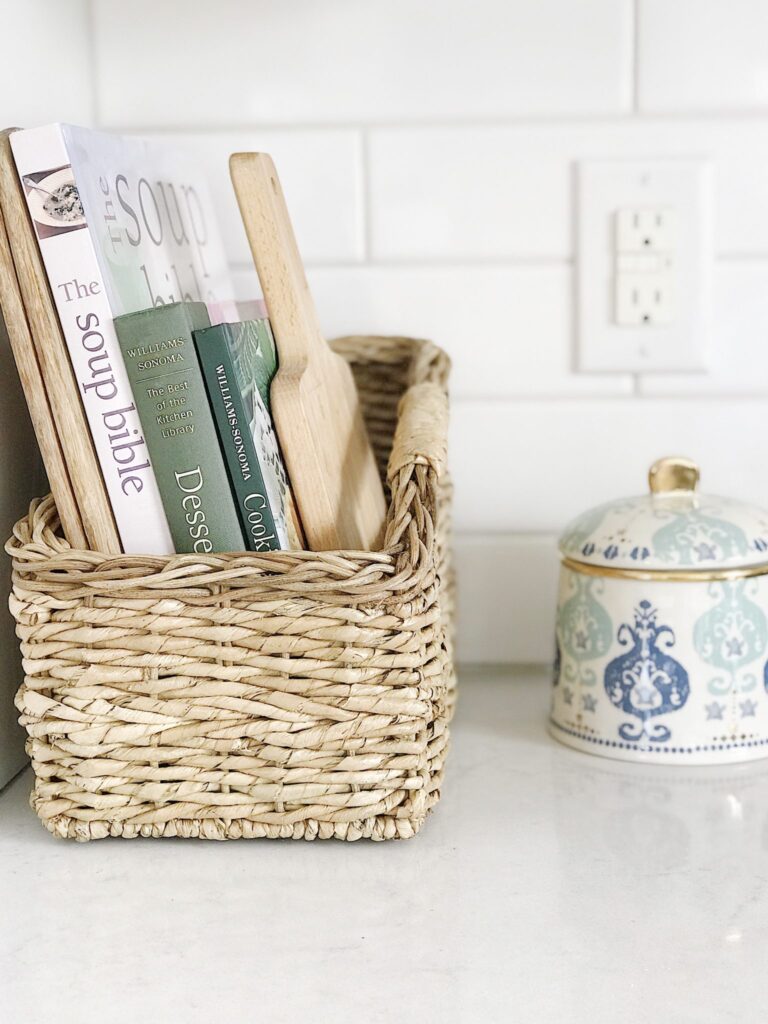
[0, 123, 299, 558]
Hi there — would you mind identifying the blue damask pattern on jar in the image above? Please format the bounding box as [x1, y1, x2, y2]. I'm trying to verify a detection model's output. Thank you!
[556, 575, 613, 689]
[604, 600, 689, 743]
[560, 499, 651, 563]
[652, 510, 749, 566]
[693, 580, 768, 696]
[559, 503, 610, 559]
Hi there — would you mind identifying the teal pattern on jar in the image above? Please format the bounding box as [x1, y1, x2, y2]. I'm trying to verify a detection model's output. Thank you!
[693, 580, 768, 696]
[652, 510, 749, 566]
[557, 575, 613, 688]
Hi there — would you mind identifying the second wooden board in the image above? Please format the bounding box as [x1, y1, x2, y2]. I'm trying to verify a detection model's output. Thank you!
[230, 153, 386, 552]
[0, 199, 87, 549]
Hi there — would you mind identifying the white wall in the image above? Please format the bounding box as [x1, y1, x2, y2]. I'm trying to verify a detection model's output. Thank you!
[5, 0, 768, 681]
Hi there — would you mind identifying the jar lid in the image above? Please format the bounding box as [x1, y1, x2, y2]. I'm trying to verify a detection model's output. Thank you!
[559, 456, 768, 575]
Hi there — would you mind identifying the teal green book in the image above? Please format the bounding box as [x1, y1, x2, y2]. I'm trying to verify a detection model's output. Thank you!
[199, 319, 292, 548]
[194, 325, 284, 551]
[231, 317, 300, 548]
[114, 302, 246, 554]
[229, 317, 278, 409]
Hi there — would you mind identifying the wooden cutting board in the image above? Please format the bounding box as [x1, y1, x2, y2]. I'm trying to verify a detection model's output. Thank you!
[0, 129, 120, 554]
[0, 199, 87, 549]
[230, 153, 386, 552]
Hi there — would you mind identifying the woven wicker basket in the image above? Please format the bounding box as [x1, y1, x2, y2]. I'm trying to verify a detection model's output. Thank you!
[6, 336, 454, 841]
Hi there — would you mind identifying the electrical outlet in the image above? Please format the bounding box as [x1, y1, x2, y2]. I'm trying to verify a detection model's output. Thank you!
[578, 160, 712, 373]
[615, 209, 675, 328]
[616, 207, 676, 253]
[615, 273, 674, 326]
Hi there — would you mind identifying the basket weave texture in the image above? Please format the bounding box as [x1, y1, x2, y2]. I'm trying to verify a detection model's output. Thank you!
[7, 336, 454, 841]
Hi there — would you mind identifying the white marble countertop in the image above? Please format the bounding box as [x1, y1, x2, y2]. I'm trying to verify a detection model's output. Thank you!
[2, 667, 766, 1023]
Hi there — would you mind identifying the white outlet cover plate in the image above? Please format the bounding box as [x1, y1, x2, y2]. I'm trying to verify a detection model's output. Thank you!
[577, 159, 713, 373]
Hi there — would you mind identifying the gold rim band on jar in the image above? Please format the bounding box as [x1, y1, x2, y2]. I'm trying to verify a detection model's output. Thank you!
[560, 555, 768, 583]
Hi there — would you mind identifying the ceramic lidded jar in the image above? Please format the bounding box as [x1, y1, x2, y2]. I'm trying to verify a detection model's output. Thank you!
[551, 456, 768, 765]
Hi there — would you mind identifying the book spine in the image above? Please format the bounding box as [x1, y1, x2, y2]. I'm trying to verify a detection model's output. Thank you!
[223, 318, 295, 548]
[9, 125, 174, 555]
[115, 303, 246, 554]
[194, 326, 282, 552]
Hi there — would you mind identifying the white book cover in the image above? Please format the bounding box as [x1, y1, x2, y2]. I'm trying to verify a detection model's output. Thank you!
[10, 124, 236, 554]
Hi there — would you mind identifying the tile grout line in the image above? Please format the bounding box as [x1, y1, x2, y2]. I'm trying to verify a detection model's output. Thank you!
[446, 392, 768, 403]
[359, 128, 373, 262]
[295, 256, 575, 270]
[99, 109, 768, 133]
[632, 0, 641, 114]
[568, 156, 581, 378]
[85, 0, 101, 127]
[229, 255, 768, 272]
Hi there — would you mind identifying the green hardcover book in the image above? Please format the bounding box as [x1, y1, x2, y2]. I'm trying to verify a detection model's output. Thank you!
[114, 302, 246, 554]
[198, 319, 295, 548]
[229, 317, 278, 409]
[194, 326, 285, 551]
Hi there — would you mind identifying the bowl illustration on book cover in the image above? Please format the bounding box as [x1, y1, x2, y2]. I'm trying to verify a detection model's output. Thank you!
[22, 164, 86, 236]
[551, 456, 768, 766]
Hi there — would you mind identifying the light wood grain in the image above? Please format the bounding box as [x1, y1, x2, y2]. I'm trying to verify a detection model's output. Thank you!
[230, 153, 386, 551]
[0, 130, 120, 554]
[0, 202, 87, 549]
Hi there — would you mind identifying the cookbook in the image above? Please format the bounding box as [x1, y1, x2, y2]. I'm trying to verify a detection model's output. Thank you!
[10, 124, 236, 554]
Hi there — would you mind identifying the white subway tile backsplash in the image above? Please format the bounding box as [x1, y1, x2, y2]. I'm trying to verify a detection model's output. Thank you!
[0, 1, 92, 127]
[143, 132, 364, 266]
[369, 120, 768, 260]
[92, 0, 633, 127]
[455, 534, 559, 664]
[639, 0, 768, 113]
[305, 265, 632, 398]
[450, 397, 768, 533]
[639, 263, 768, 396]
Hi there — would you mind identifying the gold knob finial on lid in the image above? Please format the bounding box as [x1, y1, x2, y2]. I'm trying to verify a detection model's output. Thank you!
[649, 456, 700, 495]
